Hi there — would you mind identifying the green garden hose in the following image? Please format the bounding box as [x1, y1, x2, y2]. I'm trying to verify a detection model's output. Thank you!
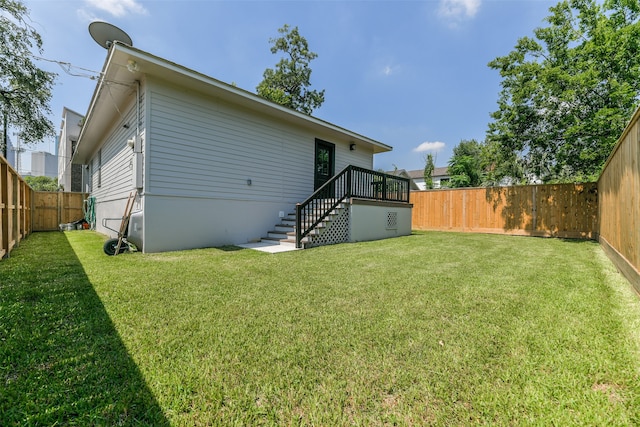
[84, 196, 96, 230]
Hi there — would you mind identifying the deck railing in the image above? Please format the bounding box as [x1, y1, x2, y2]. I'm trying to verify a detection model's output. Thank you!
[295, 165, 410, 248]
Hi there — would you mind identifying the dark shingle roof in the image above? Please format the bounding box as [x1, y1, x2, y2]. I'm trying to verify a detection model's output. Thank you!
[404, 168, 449, 179]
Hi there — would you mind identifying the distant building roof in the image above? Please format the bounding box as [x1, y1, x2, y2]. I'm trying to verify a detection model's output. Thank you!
[385, 168, 408, 177]
[403, 168, 449, 179]
[384, 169, 420, 190]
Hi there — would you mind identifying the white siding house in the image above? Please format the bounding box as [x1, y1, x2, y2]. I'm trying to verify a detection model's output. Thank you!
[407, 167, 450, 190]
[58, 108, 85, 192]
[74, 42, 410, 253]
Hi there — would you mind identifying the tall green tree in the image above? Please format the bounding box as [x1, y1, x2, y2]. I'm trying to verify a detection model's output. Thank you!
[481, 139, 525, 186]
[257, 24, 325, 115]
[423, 153, 435, 189]
[1, 0, 56, 158]
[487, 0, 640, 183]
[448, 139, 483, 188]
[23, 175, 60, 191]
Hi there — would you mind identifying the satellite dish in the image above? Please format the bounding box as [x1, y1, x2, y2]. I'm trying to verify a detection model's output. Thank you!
[89, 21, 133, 49]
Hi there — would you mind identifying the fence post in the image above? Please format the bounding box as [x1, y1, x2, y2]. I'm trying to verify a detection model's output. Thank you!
[57, 192, 62, 228]
[462, 190, 467, 232]
[532, 186, 537, 232]
[1, 160, 7, 258]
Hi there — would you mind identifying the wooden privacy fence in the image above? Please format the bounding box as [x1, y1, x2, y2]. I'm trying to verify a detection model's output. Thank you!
[2, 153, 90, 259]
[411, 183, 599, 239]
[32, 192, 88, 231]
[1, 156, 33, 259]
[597, 105, 640, 291]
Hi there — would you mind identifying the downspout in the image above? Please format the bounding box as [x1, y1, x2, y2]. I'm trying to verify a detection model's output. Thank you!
[133, 79, 143, 191]
[136, 79, 140, 147]
[134, 79, 145, 252]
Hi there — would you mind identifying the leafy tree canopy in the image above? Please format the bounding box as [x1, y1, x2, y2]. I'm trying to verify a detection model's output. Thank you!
[257, 24, 325, 115]
[1, 0, 56, 158]
[487, 0, 640, 183]
[448, 139, 484, 188]
[423, 153, 435, 189]
[24, 175, 60, 191]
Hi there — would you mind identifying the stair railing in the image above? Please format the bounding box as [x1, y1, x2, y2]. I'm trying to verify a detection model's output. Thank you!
[295, 165, 410, 248]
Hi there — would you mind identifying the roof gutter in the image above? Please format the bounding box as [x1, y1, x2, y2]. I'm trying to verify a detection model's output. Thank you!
[74, 42, 393, 164]
[111, 43, 393, 153]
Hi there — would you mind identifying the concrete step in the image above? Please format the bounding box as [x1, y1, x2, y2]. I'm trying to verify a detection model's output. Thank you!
[260, 236, 308, 247]
[260, 236, 297, 245]
[274, 224, 294, 232]
[265, 227, 321, 241]
[267, 230, 289, 240]
[278, 219, 328, 230]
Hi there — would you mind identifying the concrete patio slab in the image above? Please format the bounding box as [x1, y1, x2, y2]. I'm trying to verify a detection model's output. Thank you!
[236, 242, 301, 253]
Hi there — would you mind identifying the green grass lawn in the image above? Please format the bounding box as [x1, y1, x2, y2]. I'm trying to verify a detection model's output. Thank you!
[2, 231, 640, 426]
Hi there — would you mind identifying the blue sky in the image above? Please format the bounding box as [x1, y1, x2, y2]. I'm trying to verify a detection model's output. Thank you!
[17, 0, 556, 174]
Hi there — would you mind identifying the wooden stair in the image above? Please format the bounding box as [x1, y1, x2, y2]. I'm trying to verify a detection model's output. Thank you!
[259, 202, 348, 249]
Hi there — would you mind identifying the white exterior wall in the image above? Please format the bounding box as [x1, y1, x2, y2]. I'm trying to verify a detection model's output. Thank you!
[140, 78, 374, 252]
[58, 109, 83, 191]
[85, 76, 379, 253]
[412, 176, 451, 190]
[413, 177, 427, 191]
[349, 199, 412, 243]
[89, 93, 145, 240]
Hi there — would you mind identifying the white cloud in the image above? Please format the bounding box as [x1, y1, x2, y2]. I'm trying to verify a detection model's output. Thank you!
[414, 141, 446, 153]
[438, 0, 481, 20]
[374, 61, 400, 78]
[84, 0, 148, 17]
[76, 8, 99, 23]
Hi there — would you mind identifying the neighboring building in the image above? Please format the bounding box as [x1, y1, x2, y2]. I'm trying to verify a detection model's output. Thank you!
[73, 42, 411, 253]
[31, 151, 57, 178]
[385, 169, 421, 191]
[58, 108, 86, 192]
[5, 136, 16, 169]
[395, 168, 451, 190]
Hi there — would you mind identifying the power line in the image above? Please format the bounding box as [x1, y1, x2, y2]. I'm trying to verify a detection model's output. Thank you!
[31, 54, 101, 80]
[30, 54, 135, 87]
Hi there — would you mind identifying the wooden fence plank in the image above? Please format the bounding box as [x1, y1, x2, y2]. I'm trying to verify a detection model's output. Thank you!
[1, 153, 90, 260]
[0, 156, 34, 259]
[32, 192, 88, 231]
[410, 183, 598, 240]
[1, 160, 7, 258]
[598, 108, 640, 291]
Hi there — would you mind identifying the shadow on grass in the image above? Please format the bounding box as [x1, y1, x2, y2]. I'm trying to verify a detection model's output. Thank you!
[0, 232, 169, 426]
[218, 245, 246, 252]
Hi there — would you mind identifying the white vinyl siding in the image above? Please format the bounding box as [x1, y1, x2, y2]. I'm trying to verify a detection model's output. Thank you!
[97, 149, 101, 188]
[89, 97, 142, 202]
[335, 142, 374, 173]
[146, 79, 372, 203]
